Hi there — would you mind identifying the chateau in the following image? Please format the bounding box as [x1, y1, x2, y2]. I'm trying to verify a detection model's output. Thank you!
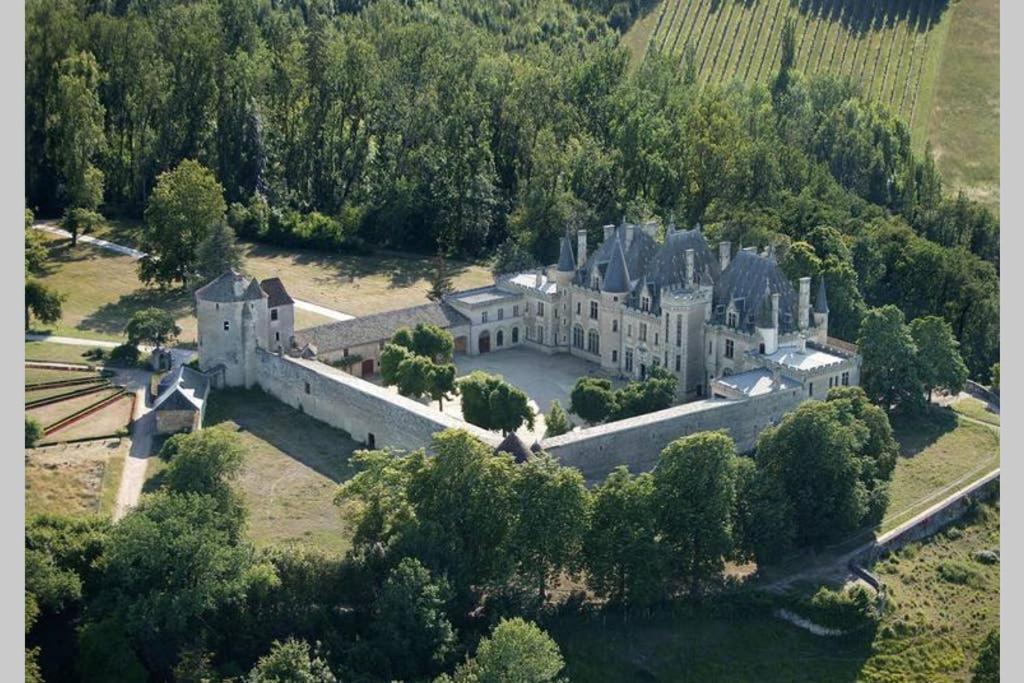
[288, 221, 860, 404]
[194, 220, 861, 479]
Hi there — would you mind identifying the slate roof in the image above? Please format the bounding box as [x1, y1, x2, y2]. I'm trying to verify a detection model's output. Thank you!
[814, 277, 829, 314]
[495, 432, 532, 464]
[195, 271, 266, 303]
[712, 250, 799, 333]
[571, 223, 720, 314]
[295, 302, 471, 353]
[153, 365, 210, 412]
[557, 234, 576, 271]
[260, 277, 294, 308]
[602, 238, 632, 293]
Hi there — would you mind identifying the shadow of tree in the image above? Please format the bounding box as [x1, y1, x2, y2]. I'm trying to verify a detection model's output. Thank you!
[80, 288, 195, 337]
[890, 406, 958, 458]
[787, 0, 950, 36]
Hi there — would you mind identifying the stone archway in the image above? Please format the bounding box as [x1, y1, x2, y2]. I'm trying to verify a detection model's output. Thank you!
[479, 330, 491, 353]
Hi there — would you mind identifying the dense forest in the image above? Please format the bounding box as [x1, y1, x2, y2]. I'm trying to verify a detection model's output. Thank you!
[25, 0, 998, 378]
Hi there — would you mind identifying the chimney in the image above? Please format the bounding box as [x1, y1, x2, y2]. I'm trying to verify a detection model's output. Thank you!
[797, 335, 807, 352]
[685, 248, 696, 286]
[771, 292, 780, 330]
[719, 241, 731, 271]
[578, 229, 588, 267]
[798, 277, 811, 330]
[603, 224, 614, 241]
[624, 224, 635, 248]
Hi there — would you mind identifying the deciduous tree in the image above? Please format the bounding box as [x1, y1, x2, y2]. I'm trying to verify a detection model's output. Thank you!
[125, 308, 180, 349]
[25, 280, 65, 330]
[543, 400, 572, 437]
[570, 376, 616, 424]
[448, 618, 564, 683]
[858, 305, 924, 412]
[910, 315, 969, 400]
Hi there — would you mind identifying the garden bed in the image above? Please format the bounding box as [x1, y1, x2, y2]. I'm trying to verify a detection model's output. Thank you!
[40, 393, 134, 444]
[27, 388, 123, 431]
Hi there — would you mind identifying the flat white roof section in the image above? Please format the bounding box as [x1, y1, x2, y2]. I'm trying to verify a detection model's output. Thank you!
[764, 344, 846, 371]
[715, 369, 796, 397]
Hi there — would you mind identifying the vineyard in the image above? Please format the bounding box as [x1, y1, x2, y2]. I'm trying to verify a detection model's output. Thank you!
[639, 0, 952, 132]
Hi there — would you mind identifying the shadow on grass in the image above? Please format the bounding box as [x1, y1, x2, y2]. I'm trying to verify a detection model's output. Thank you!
[80, 288, 194, 338]
[243, 241, 479, 291]
[791, 0, 950, 35]
[890, 406, 958, 458]
[203, 387, 360, 484]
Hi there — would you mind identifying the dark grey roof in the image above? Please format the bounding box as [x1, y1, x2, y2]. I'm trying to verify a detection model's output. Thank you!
[294, 302, 471, 353]
[814, 276, 829, 314]
[557, 235, 576, 271]
[495, 432, 531, 464]
[757, 281, 774, 328]
[260, 277, 294, 308]
[602, 237, 632, 293]
[713, 250, 799, 333]
[153, 365, 209, 412]
[649, 227, 721, 290]
[195, 271, 266, 303]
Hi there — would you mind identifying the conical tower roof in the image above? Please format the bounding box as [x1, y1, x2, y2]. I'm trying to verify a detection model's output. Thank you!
[557, 234, 576, 272]
[814, 276, 830, 314]
[602, 237, 631, 294]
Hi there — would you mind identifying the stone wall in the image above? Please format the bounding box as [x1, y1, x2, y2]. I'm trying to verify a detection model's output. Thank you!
[541, 386, 805, 482]
[253, 348, 501, 451]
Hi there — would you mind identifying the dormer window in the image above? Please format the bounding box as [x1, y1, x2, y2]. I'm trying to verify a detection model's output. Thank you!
[727, 312, 738, 328]
[641, 296, 650, 312]
[592, 276, 600, 289]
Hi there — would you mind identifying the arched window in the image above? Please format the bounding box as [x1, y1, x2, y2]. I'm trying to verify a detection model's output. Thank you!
[587, 329, 600, 355]
[572, 325, 584, 349]
[497, 330, 505, 347]
[512, 327, 519, 343]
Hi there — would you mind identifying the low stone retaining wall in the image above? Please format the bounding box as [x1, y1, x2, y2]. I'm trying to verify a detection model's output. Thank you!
[965, 379, 999, 407]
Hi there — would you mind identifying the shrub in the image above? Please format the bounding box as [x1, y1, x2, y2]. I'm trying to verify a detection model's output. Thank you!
[108, 343, 140, 367]
[793, 585, 880, 632]
[937, 560, 984, 587]
[972, 549, 1000, 565]
[84, 347, 106, 361]
[25, 417, 44, 448]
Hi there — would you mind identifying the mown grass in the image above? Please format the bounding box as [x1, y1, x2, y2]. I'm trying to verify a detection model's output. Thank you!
[30, 228, 492, 344]
[551, 501, 999, 682]
[202, 388, 361, 556]
[951, 395, 1000, 426]
[25, 340, 108, 366]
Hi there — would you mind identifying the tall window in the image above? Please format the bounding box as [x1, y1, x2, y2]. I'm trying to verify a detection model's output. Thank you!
[513, 305, 519, 316]
[498, 308, 504, 321]
[627, 323, 633, 337]
[573, 325, 584, 349]
[587, 329, 600, 355]
[639, 323, 648, 342]
[842, 371, 850, 386]
[612, 319, 618, 333]
[641, 296, 650, 312]
[590, 301, 598, 320]
[808, 382, 814, 397]
[676, 315, 682, 347]
[576, 302, 581, 315]
[727, 311, 738, 328]
[612, 350, 618, 363]
[537, 302, 545, 316]
[482, 311, 489, 323]
[271, 308, 279, 321]
[725, 339, 734, 359]
[512, 327, 519, 343]
[675, 355, 681, 371]
[625, 348, 634, 372]
[537, 325, 544, 343]
[497, 330, 504, 347]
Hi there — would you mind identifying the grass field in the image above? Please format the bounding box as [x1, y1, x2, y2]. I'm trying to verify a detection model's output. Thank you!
[951, 395, 1000, 426]
[626, 0, 999, 212]
[26, 387, 123, 430]
[26, 439, 129, 518]
[25, 341, 107, 365]
[550, 500, 999, 681]
[42, 394, 133, 444]
[30, 230, 493, 344]
[25, 367, 98, 385]
[202, 388, 361, 555]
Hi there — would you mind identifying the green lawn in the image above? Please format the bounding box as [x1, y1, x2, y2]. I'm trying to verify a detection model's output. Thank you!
[884, 409, 999, 532]
[551, 501, 999, 682]
[951, 395, 1000, 426]
[25, 340, 108, 366]
[919, 0, 999, 214]
[30, 229, 492, 344]
[202, 388, 361, 555]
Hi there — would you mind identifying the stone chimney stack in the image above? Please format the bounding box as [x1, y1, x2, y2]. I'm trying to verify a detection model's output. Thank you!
[603, 224, 615, 241]
[771, 292, 780, 330]
[685, 248, 696, 286]
[798, 277, 811, 330]
[719, 241, 731, 271]
[578, 229, 588, 267]
[624, 224, 635, 248]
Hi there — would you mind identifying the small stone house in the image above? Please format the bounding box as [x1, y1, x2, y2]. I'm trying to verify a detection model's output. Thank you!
[153, 365, 211, 435]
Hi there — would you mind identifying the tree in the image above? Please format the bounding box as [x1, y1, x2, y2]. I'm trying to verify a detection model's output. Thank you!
[247, 639, 337, 683]
[60, 208, 103, 249]
[910, 315, 969, 400]
[544, 400, 572, 437]
[491, 238, 537, 275]
[570, 376, 616, 424]
[159, 427, 246, 504]
[731, 457, 795, 565]
[513, 453, 590, 601]
[94, 491, 262, 676]
[611, 366, 678, 420]
[427, 251, 454, 302]
[754, 401, 870, 550]
[26, 417, 44, 448]
[449, 618, 564, 683]
[991, 363, 1000, 392]
[370, 557, 456, 680]
[395, 354, 435, 400]
[140, 160, 227, 287]
[195, 220, 244, 286]
[25, 280, 65, 331]
[412, 323, 455, 363]
[125, 308, 181, 349]
[379, 343, 414, 387]
[972, 629, 999, 683]
[584, 467, 665, 609]
[427, 363, 458, 410]
[25, 209, 47, 275]
[858, 305, 924, 412]
[46, 51, 106, 231]
[653, 432, 737, 598]
[458, 371, 535, 434]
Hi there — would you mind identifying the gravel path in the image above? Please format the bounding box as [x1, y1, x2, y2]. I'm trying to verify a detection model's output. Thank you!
[112, 388, 154, 521]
